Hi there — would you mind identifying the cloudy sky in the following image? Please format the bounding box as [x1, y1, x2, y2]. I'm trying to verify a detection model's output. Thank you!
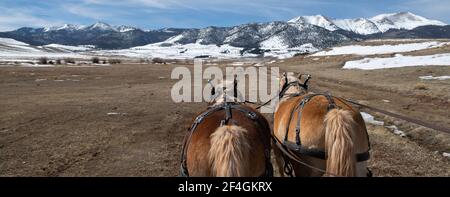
[1, 0, 449, 31]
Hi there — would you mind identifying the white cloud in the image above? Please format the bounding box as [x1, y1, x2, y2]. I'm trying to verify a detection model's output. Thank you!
[395, 0, 450, 23]
[80, 0, 326, 16]
[0, 7, 63, 31]
[63, 4, 113, 19]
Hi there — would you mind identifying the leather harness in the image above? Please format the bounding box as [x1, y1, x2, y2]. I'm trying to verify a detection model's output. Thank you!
[274, 75, 371, 176]
[180, 101, 274, 177]
[278, 93, 371, 162]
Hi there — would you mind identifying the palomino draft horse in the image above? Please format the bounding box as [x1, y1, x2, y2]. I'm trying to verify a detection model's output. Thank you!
[180, 77, 273, 177]
[273, 73, 371, 177]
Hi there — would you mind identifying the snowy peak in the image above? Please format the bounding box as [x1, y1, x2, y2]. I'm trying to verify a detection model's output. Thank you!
[85, 22, 115, 31]
[116, 25, 138, 32]
[44, 24, 83, 32]
[288, 12, 447, 35]
[43, 22, 140, 33]
[334, 18, 380, 35]
[288, 15, 339, 31]
[370, 12, 446, 32]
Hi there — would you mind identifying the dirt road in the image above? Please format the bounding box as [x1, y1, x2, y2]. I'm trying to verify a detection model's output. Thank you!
[0, 61, 449, 176]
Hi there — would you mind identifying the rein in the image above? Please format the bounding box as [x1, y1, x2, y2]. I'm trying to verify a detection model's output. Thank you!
[335, 97, 450, 134]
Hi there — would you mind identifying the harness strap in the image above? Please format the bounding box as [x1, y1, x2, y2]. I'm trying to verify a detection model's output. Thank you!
[284, 94, 321, 146]
[280, 94, 371, 163]
[284, 141, 370, 162]
[180, 102, 272, 177]
[325, 93, 337, 110]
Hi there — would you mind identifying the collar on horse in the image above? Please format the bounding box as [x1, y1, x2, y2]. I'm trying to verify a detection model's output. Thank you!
[180, 102, 274, 177]
[279, 74, 311, 99]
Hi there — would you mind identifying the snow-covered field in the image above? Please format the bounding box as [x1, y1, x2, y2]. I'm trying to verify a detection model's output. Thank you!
[0, 35, 318, 61]
[93, 43, 253, 59]
[343, 53, 450, 70]
[1, 35, 449, 64]
[94, 40, 317, 59]
[311, 41, 449, 56]
[44, 44, 95, 51]
[0, 38, 90, 60]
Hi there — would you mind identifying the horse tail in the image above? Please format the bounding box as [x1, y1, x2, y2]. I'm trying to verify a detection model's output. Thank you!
[208, 125, 251, 177]
[324, 108, 357, 176]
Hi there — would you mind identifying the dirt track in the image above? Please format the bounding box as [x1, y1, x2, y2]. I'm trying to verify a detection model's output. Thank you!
[0, 60, 449, 176]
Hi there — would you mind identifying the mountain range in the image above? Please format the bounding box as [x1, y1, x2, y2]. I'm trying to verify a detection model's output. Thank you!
[0, 12, 448, 51]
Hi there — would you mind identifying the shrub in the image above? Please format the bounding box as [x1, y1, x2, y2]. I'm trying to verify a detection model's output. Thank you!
[414, 83, 428, 90]
[92, 57, 100, 64]
[64, 58, 75, 64]
[294, 52, 310, 57]
[109, 59, 121, 64]
[38, 57, 48, 64]
[152, 58, 165, 64]
[56, 59, 62, 64]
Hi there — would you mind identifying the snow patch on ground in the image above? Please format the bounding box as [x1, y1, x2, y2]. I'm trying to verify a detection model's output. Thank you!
[361, 112, 406, 137]
[419, 75, 450, 80]
[343, 53, 450, 70]
[360, 112, 384, 126]
[107, 112, 126, 116]
[385, 125, 407, 137]
[312, 41, 449, 56]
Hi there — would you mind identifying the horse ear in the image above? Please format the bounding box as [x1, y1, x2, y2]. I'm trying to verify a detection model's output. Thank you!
[211, 86, 215, 96]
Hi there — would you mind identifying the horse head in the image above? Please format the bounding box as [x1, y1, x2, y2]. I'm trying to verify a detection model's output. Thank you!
[207, 75, 244, 105]
[279, 72, 311, 97]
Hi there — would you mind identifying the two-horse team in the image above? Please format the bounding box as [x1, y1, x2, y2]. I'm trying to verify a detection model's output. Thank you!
[180, 72, 371, 177]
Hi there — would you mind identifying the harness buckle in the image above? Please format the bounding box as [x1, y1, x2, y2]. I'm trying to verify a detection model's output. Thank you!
[247, 111, 257, 120]
[295, 128, 301, 145]
[195, 115, 204, 123]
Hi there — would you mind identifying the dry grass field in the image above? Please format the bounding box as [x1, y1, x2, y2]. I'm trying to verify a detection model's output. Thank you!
[1, 40, 449, 177]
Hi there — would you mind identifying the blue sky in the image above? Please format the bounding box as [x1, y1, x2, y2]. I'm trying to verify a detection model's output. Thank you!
[1, 0, 449, 31]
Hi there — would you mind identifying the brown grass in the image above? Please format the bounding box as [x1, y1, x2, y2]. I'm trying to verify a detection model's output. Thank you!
[414, 83, 428, 90]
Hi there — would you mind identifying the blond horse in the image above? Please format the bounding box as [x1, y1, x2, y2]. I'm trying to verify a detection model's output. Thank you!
[273, 73, 371, 177]
[180, 79, 272, 177]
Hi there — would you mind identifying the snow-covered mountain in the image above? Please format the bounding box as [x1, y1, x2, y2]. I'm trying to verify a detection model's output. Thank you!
[43, 22, 138, 33]
[288, 12, 447, 35]
[162, 21, 349, 50]
[370, 12, 446, 32]
[333, 18, 380, 35]
[288, 15, 339, 31]
[0, 12, 448, 59]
